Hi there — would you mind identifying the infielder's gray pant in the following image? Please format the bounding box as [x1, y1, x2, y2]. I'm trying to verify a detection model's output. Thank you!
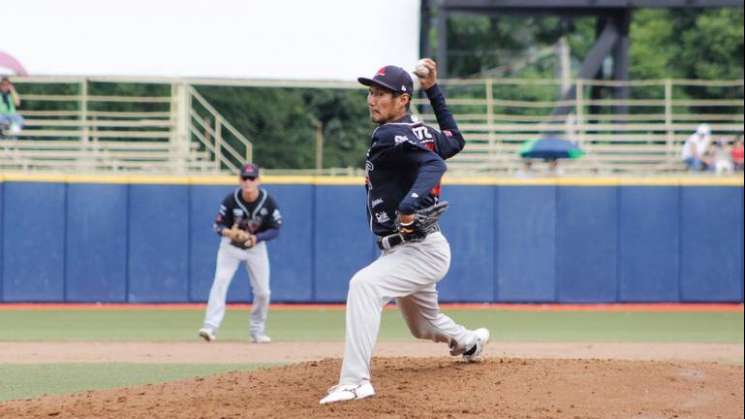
[339, 231, 476, 385]
[203, 238, 270, 337]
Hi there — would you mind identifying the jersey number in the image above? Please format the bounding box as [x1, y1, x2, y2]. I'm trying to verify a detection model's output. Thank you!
[412, 126, 432, 140]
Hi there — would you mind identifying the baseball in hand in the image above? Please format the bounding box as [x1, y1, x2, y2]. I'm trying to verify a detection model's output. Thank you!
[413, 59, 430, 78]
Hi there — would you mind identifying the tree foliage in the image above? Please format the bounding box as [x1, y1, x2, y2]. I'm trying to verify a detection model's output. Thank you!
[630, 8, 744, 81]
[197, 86, 372, 169]
[442, 8, 743, 82]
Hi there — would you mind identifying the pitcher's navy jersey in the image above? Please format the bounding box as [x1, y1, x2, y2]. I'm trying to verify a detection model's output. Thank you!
[364, 84, 465, 236]
[213, 188, 282, 248]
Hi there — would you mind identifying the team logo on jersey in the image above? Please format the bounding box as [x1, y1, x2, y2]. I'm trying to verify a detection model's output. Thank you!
[232, 208, 244, 219]
[394, 135, 409, 145]
[247, 218, 261, 233]
[375, 211, 391, 224]
[260, 208, 268, 216]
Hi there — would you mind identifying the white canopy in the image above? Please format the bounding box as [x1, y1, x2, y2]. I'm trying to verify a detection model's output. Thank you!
[3, 0, 421, 80]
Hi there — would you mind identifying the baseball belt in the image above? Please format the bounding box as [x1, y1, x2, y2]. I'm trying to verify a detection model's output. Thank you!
[377, 224, 440, 251]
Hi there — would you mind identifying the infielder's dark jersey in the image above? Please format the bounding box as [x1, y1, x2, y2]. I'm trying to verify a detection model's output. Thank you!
[365, 84, 465, 236]
[213, 188, 282, 249]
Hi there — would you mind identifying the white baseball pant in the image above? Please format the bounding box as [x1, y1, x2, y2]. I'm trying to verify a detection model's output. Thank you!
[339, 231, 477, 385]
[203, 238, 270, 338]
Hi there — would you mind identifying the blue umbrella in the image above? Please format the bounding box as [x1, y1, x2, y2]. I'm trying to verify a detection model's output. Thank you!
[519, 137, 585, 160]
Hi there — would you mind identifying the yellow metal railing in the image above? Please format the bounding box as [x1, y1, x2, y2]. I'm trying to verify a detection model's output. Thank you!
[1, 77, 254, 173]
[411, 78, 744, 174]
[2, 76, 742, 175]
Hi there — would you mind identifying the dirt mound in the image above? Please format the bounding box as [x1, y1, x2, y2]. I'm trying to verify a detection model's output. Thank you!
[1, 357, 742, 419]
[2, 341, 742, 364]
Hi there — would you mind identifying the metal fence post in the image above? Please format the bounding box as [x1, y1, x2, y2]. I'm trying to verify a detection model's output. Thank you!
[80, 79, 88, 144]
[170, 82, 190, 173]
[665, 79, 674, 165]
[314, 120, 324, 173]
[215, 115, 223, 172]
[576, 79, 586, 147]
[76, 78, 94, 172]
[485, 78, 496, 169]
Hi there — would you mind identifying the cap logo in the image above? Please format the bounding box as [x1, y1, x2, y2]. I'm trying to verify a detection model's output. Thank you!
[376, 67, 386, 76]
[401, 85, 407, 92]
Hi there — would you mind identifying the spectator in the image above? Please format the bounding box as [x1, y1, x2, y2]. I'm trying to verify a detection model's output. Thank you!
[515, 159, 536, 178]
[732, 136, 744, 172]
[711, 137, 733, 175]
[681, 124, 711, 172]
[702, 148, 715, 172]
[0, 76, 24, 134]
[545, 158, 563, 177]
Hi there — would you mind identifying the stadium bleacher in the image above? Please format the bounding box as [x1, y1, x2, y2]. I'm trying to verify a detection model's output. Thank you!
[1, 77, 742, 176]
[1, 78, 252, 173]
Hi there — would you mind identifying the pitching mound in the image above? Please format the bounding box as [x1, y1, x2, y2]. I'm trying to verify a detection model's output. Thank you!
[1, 357, 742, 418]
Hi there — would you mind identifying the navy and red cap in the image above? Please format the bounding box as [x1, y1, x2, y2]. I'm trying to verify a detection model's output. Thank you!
[358, 65, 413, 95]
[240, 163, 260, 179]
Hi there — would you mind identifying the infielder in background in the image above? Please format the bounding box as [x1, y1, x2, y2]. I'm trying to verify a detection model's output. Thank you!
[320, 59, 490, 404]
[199, 163, 282, 344]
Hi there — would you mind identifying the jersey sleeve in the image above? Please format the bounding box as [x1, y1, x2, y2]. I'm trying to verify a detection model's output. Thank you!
[397, 145, 446, 213]
[212, 194, 233, 236]
[425, 84, 465, 159]
[370, 125, 437, 157]
[373, 127, 447, 214]
[254, 194, 282, 243]
[265, 195, 283, 230]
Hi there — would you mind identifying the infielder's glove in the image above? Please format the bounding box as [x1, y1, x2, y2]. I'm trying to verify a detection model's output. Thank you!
[226, 225, 250, 243]
[397, 201, 449, 242]
[243, 235, 257, 249]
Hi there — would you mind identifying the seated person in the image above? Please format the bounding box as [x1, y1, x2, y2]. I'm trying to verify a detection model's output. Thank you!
[0, 76, 24, 134]
[681, 124, 710, 171]
[731, 137, 744, 171]
[711, 138, 733, 175]
[545, 158, 563, 177]
[514, 159, 536, 178]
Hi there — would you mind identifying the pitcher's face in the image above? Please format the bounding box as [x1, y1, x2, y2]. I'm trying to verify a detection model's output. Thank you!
[367, 86, 409, 124]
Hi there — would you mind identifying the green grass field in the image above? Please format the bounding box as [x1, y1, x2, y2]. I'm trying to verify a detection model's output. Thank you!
[0, 307, 742, 402]
[0, 363, 274, 402]
[1, 308, 742, 342]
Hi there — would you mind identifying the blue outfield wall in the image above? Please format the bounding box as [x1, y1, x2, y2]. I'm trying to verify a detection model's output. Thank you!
[66, 183, 129, 302]
[496, 186, 557, 302]
[3, 182, 66, 301]
[556, 187, 619, 303]
[618, 187, 680, 302]
[0, 176, 742, 303]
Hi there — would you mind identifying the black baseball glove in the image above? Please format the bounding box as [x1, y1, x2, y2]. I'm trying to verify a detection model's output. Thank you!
[397, 201, 449, 242]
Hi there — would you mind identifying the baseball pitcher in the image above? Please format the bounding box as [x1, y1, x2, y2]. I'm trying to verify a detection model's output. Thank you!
[199, 163, 282, 344]
[320, 59, 490, 404]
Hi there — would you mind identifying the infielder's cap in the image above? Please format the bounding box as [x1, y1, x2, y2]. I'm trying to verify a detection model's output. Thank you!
[358, 65, 413, 95]
[240, 163, 260, 179]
